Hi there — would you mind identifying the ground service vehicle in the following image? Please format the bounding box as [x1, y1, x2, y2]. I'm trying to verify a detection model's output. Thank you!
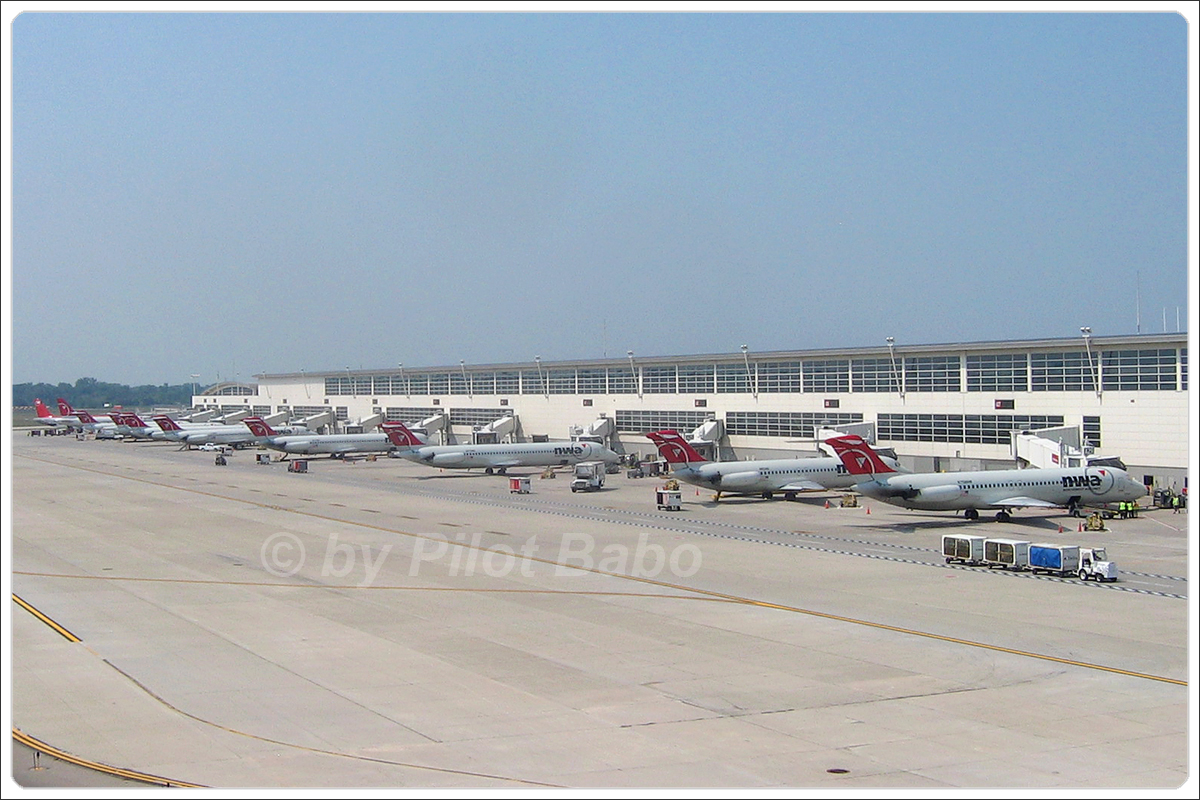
[571, 461, 606, 492]
[1077, 547, 1119, 582]
[947, 538, 1118, 582]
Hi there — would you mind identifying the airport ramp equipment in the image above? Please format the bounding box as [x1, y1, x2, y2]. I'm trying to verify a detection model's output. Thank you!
[689, 418, 724, 444]
[296, 410, 335, 432]
[480, 413, 517, 439]
[817, 423, 878, 457]
[572, 416, 615, 443]
[1011, 426, 1124, 470]
[356, 412, 383, 431]
[418, 412, 449, 434]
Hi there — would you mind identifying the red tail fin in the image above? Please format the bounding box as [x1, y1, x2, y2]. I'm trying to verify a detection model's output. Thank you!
[646, 430, 710, 466]
[242, 417, 277, 437]
[57, 398, 75, 416]
[126, 413, 150, 428]
[825, 435, 896, 476]
[152, 415, 183, 432]
[34, 399, 53, 418]
[76, 410, 97, 424]
[381, 421, 424, 448]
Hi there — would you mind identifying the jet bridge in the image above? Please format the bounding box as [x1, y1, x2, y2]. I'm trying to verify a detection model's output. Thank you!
[816, 423, 878, 457]
[403, 411, 451, 444]
[570, 415, 617, 450]
[295, 410, 335, 434]
[344, 412, 383, 434]
[214, 409, 249, 425]
[686, 417, 724, 461]
[472, 414, 517, 445]
[185, 410, 218, 423]
[262, 411, 291, 427]
[1012, 427, 1126, 470]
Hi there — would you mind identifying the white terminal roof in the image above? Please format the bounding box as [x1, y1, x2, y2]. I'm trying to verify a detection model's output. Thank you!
[255, 333, 1188, 380]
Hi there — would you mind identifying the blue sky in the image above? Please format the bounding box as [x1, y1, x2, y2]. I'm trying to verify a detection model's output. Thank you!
[7, 8, 1193, 386]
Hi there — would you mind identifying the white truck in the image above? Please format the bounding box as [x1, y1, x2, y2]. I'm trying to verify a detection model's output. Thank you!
[1077, 546, 1119, 582]
[571, 461, 606, 493]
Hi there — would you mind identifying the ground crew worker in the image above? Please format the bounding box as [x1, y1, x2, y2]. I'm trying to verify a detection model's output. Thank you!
[1118, 501, 1126, 519]
[1172, 494, 1181, 513]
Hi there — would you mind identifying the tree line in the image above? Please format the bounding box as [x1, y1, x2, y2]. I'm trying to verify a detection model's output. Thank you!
[12, 377, 201, 409]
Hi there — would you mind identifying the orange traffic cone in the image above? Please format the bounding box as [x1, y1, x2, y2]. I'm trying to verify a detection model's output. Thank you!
[865, 506, 871, 515]
[824, 500, 831, 509]
[1078, 522, 1083, 532]
[1058, 525, 1065, 533]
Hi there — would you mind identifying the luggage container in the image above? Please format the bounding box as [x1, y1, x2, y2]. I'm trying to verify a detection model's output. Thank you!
[256, 453, 271, 465]
[288, 460, 308, 474]
[983, 538, 1030, 570]
[942, 534, 986, 565]
[1028, 544, 1081, 577]
[509, 476, 531, 494]
[656, 488, 682, 511]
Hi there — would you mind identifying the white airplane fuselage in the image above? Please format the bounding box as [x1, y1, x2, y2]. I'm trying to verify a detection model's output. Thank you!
[672, 455, 901, 496]
[398, 441, 618, 471]
[855, 465, 1147, 513]
[260, 432, 398, 456]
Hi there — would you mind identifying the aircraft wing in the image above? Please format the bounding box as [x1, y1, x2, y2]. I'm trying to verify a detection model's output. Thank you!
[991, 496, 1060, 509]
[777, 480, 828, 492]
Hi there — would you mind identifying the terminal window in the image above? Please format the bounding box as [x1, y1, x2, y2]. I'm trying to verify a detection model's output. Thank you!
[851, 358, 901, 393]
[802, 360, 849, 394]
[967, 353, 1029, 392]
[1101, 349, 1178, 391]
[903, 356, 961, 392]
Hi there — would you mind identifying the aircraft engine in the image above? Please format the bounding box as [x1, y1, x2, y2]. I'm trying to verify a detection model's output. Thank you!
[716, 471, 763, 489]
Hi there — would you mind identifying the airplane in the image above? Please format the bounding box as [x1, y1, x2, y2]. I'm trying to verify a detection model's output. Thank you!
[240, 417, 407, 457]
[74, 409, 122, 438]
[32, 398, 84, 429]
[824, 434, 1148, 522]
[645, 429, 903, 501]
[382, 421, 620, 474]
[109, 412, 165, 440]
[153, 415, 308, 448]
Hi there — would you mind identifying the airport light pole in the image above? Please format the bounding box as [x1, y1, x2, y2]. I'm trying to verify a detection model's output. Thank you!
[627, 350, 640, 399]
[190, 374, 199, 406]
[460, 360, 471, 398]
[535, 356, 547, 399]
[740, 344, 757, 399]
[886, 337, 904, 398]
[399, 363, 408, 397]
[1080, 327, 1101, 398]
[300, 368, 311, 399]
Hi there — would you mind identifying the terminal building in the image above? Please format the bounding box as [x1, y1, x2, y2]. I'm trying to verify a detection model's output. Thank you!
[193, 332, 1190, 492]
